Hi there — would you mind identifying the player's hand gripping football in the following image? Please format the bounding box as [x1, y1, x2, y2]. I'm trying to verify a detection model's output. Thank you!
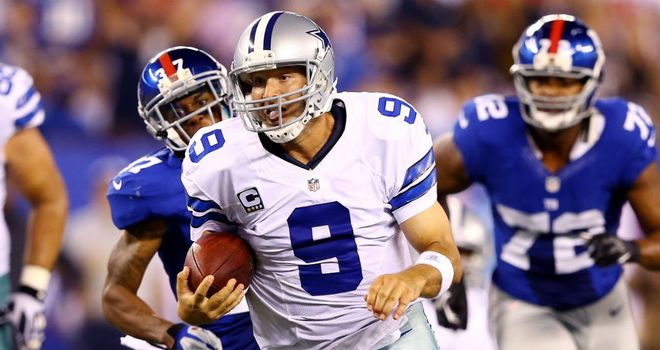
[434, 277, 468, 330]
[6, 286, 47, 350]
[586, 233, 640, 267]
[167, 323, 223, 350]
[176, 267, 245, 325]
[365, 266, 434, 321]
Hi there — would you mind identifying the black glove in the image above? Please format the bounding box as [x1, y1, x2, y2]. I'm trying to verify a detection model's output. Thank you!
[434, 277, 468, 330]
[587, 234, 640, 267]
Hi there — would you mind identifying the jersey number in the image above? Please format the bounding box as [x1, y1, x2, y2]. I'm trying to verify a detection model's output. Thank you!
[378, 97, 417, 124]
[288, 202, 363, 296]
[189, 129, 225, 163]
[497, 204, 604, 274]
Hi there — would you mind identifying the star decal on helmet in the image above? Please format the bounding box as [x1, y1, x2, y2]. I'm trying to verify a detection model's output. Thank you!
[306, 29, 331, 49]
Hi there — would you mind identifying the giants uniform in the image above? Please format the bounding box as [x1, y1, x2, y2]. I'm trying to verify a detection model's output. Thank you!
[0, 65, 45, 279]
[182, 92, 437, 350]
[107, 148, 258, 350]
[454, 94, 654, 348]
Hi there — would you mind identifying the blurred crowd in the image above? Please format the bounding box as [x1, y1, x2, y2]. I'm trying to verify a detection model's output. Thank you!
[0, 0, 658, 349]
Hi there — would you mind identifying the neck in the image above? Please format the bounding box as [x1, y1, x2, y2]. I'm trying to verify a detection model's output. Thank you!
[529, 121, 584, 173]
[282, 112, 335, 164]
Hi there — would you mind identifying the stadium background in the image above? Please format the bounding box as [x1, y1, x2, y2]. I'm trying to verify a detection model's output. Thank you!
[1, 0, 658, 349]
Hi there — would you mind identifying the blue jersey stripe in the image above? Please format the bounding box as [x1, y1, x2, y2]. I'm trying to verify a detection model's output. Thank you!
[247, 19, 260, 53]
[263, 12, 284, 50]
[191, 211, 231, 228]
[15, 101, 44, 127]
[16, 86, 36, 109]
[401, 147, 435, 189]
[390, 170, 437, 211]
[187, 196, 222, 213]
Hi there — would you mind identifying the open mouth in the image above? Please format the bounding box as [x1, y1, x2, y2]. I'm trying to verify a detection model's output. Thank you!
[263, 108, 287, 125]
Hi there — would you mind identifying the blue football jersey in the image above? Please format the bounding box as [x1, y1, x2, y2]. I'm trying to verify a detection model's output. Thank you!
[453, 94, 656, 310]
[106, 147, 259, 350]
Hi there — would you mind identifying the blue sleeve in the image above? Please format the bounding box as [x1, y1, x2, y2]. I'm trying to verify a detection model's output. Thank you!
[106, 176, 154, 230]
[453, 100, 486, 183]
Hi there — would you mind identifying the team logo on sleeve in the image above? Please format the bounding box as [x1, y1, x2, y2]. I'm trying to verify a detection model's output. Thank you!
[237, 187, 264, 213]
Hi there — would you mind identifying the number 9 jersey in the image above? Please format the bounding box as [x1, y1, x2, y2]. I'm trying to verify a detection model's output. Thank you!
[453, 94, 656, 310]
[181, 91, 437, 350]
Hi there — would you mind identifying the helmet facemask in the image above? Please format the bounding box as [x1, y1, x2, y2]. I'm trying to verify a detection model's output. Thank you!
[511, 67, 600, 131]
[140, 70, 231, 152]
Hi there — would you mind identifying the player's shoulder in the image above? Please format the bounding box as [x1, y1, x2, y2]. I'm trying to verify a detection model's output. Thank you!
[456, 94, 523, 141]
[107, 147, 181, 199]
[596, 97, 655, 146]
[183, 118, 249, 174]
[0, 63, 44, 128]
[338, 91, 427, 142]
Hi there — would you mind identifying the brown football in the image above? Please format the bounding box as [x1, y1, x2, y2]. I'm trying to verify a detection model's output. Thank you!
[184, 232, 254, 297]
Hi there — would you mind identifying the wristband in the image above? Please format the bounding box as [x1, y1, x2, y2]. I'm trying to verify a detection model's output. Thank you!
[415, 251, 454, 298]
[20, 265, 51, 292]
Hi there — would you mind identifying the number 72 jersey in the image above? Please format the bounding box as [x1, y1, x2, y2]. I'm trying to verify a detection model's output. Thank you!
[181, 92, 437, 349]
[454, 94, 656, 310]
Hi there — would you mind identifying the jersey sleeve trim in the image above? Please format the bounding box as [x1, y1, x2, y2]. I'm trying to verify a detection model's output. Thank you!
[401, 147, 435, 189]
[392, 188, 436, 224]
[187, 196, 223, 214]
[389, 169, 437, 211]
[15, 99, 44, 128]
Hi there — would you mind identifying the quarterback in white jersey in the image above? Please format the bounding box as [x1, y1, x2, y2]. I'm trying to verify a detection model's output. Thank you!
[177, 11, 461, 350]
[0, 63, 68, 350]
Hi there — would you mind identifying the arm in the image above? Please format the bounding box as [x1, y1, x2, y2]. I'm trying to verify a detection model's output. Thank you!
[434, 133, 472, 200]
[627, 162, 660, 270]
[365, 202, 462, 321]
[5, 127, 68, 274]
[102, 218, 177, 348]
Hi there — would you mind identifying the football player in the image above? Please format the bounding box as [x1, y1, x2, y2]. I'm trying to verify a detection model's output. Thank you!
[102, 46, 259, 350]
[0, 64, 68, 350]
[434, 14, 660, 350]
[175, 11, 461, 350]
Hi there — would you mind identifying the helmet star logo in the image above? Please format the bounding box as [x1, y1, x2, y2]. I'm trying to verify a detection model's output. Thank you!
[306, 29, 331, 49]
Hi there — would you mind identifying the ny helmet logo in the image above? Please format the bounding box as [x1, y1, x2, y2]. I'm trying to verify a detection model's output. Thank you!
[308, 178, 320, 192]
[237, 187, 264, 213]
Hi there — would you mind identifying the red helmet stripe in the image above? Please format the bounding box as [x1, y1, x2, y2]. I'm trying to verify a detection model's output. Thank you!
[548, 19, 565, 54]
[159, 53, 177, 77]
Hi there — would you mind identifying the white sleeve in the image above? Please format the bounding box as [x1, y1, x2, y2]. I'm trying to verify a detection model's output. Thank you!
[181, 150, 236, 241]
[383, 97, 437, 223]
[7, 66, 45, 130]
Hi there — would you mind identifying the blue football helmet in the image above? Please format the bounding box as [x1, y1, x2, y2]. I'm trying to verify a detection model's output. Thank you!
[510, 14, 605, 131]
[138, 46, 231, 152]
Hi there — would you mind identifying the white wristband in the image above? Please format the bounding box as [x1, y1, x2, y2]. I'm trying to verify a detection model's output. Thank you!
[415, 251, 454, 298]
[20, 265, 51, 292]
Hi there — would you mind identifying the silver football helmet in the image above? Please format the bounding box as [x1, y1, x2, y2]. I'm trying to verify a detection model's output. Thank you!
[230, 11, 337, 143]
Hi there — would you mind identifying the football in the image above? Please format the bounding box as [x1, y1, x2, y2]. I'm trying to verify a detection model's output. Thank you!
[184, 232, 254, 297]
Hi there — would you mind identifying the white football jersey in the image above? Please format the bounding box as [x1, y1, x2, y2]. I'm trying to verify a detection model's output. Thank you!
[0, 64, 45, 276]
[182, 92, 437, 350]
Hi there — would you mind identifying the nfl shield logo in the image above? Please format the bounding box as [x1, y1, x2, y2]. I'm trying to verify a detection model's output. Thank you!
[307, 178, 320, 192]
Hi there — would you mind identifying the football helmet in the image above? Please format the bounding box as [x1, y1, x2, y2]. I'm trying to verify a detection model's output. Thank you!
[510, 14, 605, 131]
[230, 11, 337, 143]
[138, 46, 231, 152]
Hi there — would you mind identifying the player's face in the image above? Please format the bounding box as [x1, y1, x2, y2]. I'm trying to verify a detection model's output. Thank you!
[163, 88, 217, 138]
[527, 77, 585, 112]
[247, 66, 307, 127]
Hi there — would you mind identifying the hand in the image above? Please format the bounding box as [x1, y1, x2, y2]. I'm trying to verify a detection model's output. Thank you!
[364, 268, 426, 321]
[167, 324, 223, 350]
[434, 277, 467, 330]
[7, 286, 47, 350]
[586, 234, 640, 267]
[175, 267, 245, 325]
